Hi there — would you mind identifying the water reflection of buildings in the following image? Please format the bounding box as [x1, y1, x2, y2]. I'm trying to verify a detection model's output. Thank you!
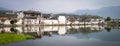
[0, 25, 110, 38]
[66, 25, 104, 34]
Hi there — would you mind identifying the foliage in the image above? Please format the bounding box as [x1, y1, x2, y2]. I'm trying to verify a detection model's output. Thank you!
[1, 18, 6, 22]
[10, 28, 18, 33]
[10, 19, 18, 25]
[105, 27, 111, 32]
[81, 15, 103, 19]
[0, 18, 7, 24]
[10, 20, 14, 24]
[92, 16, 103, 19]
[0, 34, 33, 44]
[56, 13, 103, 19]
[105, 17, 111, 21]
[69, 17, 76, 24]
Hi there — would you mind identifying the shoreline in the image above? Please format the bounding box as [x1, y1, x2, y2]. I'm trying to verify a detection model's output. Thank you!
[0, 24, 105, 27]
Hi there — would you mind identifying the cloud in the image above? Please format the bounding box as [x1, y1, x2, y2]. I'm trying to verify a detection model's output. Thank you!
[0, 0, 120, 13]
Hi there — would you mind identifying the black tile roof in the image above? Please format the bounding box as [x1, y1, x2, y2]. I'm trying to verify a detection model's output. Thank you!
[0, 11, 17, 18]
[42, 14, 51, 18]
[23, 11, 41, 15]
[24, 16, 37, 19]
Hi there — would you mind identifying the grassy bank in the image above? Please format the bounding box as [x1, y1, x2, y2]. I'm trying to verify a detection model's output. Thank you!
[0, 34, 33, 44]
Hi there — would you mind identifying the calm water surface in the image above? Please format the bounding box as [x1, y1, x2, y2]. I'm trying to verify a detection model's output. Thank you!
[0, 25, 120, 46]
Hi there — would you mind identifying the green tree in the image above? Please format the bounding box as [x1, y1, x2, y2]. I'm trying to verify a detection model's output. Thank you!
[10, 20, 14, 24]
[10, 27, 18, 33]
[105, 27, 111, 32]
[105, 17, 111, 21]
[10, 19, 18, 25]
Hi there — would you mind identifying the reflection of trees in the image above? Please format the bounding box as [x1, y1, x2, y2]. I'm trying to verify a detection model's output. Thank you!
[10, 27, 18, 33]
[80, 27, 102, 34]
[67, 27, 102, 34]
[67, 27, 77, 34]
[78, 28, 92, 34]
[43, 32, 52, 37]
[0, 29, 5, 33]
[105, 27, 111, 32]
[0, 27, 5, 33]
[107, 25, 120, 29]
[23, 32, 42, 39]
[22, 26, 45, 39]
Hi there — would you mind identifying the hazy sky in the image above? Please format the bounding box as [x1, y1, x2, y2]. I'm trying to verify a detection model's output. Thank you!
[0, 0, 120, 13]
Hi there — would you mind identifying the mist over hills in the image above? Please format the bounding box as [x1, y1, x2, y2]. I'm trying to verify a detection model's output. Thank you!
[0, 7, 9, 11]
[0, 6, 120, 19]
[73, 6, 120, 19]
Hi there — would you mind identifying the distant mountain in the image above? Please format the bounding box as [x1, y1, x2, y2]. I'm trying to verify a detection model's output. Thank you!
[73, 6, 120, 19]
[0, 7, 9, 10]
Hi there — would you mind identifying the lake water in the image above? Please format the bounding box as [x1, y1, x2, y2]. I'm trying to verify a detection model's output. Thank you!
[0, 25, 120, 46]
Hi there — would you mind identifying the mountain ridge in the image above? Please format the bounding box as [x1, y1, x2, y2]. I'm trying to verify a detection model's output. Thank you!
[0, 7, 9, 10]
[73, 6, 120, 19]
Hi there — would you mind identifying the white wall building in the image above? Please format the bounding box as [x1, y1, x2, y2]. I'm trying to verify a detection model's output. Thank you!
[58, 16, 66, 24]
[17, 10, 42, 25]
[43, 16, 66, 25]
[43, 20, 58, 24]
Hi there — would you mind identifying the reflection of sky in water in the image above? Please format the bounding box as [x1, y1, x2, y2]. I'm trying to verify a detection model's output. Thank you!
[1, 26, 120, 46]
[69, 29, 120, 42]
[4, 35, 120, 46]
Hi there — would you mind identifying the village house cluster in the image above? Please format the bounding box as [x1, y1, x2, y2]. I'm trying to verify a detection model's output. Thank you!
[0, 10, 105, 26]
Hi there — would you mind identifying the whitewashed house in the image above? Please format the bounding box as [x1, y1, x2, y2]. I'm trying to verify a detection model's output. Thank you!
[18, 10, 42, 25]
[90, 19, 105, 24]
[58, 16, 66, 24]
[43, 20, 58, 24]
[43, 15, 66, 25]
[0, 11, 19, 25]
[4, 20, 11, 25]
[76, 19, 105, 25]
[16, 19, 23, 25]
[67, 20, 79, 24]
[42, 14, 58, 24]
